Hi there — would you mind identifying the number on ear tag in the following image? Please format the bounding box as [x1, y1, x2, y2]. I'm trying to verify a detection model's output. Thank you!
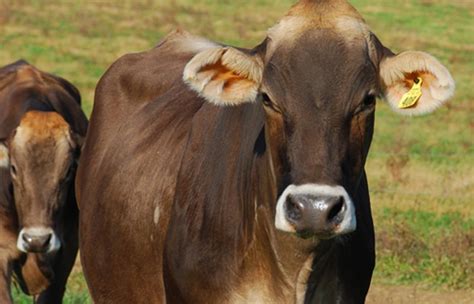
[398, 77, 423, 109]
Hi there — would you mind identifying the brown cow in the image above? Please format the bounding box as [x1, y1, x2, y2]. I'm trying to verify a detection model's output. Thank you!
[0, 60, 88, 303]
[77, 0, 454, 303]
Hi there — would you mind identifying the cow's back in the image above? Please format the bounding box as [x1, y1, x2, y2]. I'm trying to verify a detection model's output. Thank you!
[77, 31, 214, 302]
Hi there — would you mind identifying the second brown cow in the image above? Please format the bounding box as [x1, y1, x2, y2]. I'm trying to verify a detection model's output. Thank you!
[0, 60, 88, 303]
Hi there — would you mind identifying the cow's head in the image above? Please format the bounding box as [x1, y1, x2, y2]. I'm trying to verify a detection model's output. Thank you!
[0, 111, 82, 254]
[183, 0, 454, 239]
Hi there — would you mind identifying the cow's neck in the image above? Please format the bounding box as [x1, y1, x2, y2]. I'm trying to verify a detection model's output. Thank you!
[235, 127, 318, 302]
[166, 104, 373, 302]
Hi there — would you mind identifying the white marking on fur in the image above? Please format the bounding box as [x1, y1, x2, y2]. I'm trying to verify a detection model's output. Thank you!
[267, 16, 307, 44]
[177, 35, 218, 53]
[266, 16, 308, 60]
[0, 144, 9, 169]
[153, 207, 160, 225]
[267, 14, 371, 60]
[56, 131, 73, 157]
[161, 29, 218, 53]
[296, 254, 314, 304]
[380, 51, 455, 116]
[275, 184, 356, 235]
[335, 16, 378, 62]
[17, 227, 61, 253]
[230, 286, 274, 304]
[12, 125, 28, 149]
[335, 16, 370, 42]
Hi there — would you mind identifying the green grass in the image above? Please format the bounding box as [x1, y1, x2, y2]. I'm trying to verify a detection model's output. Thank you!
[0, 0, 473, 302]
[374, 209, 473, 289]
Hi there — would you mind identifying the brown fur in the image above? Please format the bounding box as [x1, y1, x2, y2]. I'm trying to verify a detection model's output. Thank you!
[15, 66, 45, 84]
[19, 255, 52, 295]
[16, 111, 70, 139]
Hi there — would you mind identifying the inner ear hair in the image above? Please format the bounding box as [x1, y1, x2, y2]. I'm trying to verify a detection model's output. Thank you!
[380, 51, 455, 115]
[183, 47, 263, 106]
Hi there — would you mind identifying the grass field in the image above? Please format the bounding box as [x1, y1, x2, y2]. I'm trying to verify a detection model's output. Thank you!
[1, 0, 473, 302]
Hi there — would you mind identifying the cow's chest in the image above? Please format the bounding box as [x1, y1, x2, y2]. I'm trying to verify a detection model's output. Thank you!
[227, 283, 292, 304]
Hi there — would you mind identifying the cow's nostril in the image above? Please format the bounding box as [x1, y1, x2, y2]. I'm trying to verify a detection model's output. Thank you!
[327, 196, 345, 223]
[22, 233, 31, 244]
[43, 233, 52, 246]
[285, 195, 304, 222]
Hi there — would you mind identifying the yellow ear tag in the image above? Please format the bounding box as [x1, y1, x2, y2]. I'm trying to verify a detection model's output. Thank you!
[398, 77, 423, 109]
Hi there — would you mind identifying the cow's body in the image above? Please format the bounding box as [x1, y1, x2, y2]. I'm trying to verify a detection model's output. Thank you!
[79, 29, 374, 304]
[0, 60, 87, 303]
[78, 1, 454, 303]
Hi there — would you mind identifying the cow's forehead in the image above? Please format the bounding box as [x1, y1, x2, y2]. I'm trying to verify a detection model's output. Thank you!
[262, 29, 378, 111]
[12, 111, 71, 155]
[266, 0, 374, 62]
[266, 30, 375, 84]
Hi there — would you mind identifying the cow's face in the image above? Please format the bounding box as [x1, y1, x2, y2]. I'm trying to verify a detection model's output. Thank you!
[2, 111, 80, 254]
[183, 1, 454, 239]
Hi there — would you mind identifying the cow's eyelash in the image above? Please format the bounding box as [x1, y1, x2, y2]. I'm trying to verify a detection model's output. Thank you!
[262, 93, 272, 106]
[10, 164, 17, 176]
[261, 93, 283, 114]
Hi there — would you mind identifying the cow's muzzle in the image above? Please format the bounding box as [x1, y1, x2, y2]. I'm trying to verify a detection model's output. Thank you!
[17, 227, 61, 253]
[275, 184, 356, 238]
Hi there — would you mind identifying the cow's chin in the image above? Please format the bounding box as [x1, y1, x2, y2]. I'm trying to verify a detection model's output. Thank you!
[295, 229, 335, 240]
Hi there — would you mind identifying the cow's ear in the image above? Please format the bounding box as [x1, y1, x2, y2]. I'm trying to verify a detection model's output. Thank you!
[183, 47, 263, 106]
[379, 51, 455, 116]
[0, 142, 9, 169]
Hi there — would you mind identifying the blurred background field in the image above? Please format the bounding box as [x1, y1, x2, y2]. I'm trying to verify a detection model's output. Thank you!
[1, 0, 473, 303]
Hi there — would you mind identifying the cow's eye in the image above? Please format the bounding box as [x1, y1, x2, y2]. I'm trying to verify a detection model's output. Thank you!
[363, 94, 376, 108]
[261, 93, 282, 113]
[354, 93, 376, 115]
[262, 93, 272, 107]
